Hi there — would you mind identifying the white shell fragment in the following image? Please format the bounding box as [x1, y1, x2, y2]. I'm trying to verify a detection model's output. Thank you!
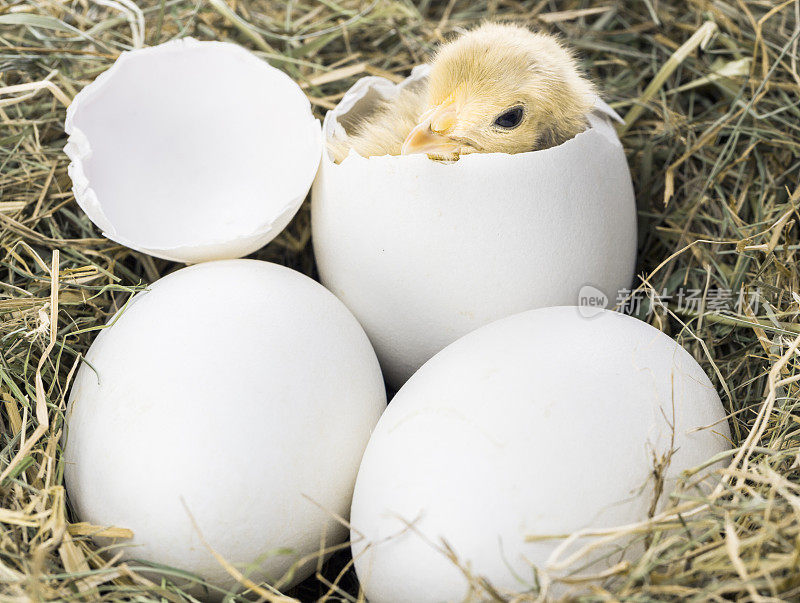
[65, 38, 322, 263]
[351, 307, 732, 602]
[64, 260, 386, 595]
[312, 66, 637, 387]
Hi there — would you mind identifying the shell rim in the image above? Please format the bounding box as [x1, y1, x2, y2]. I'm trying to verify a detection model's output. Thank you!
[322, 64, 624, 167]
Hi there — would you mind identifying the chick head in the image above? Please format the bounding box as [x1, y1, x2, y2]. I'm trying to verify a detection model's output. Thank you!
[401, 23, 596, 159]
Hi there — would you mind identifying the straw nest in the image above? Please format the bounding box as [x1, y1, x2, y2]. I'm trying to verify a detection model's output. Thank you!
[1, 0, 799, 601]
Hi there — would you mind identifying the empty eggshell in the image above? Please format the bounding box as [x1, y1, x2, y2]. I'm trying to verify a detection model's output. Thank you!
[350, 307, 731, 602]
[65, 38, 322, 263]
[64, 260, 386, 595]
[312, 66, 637, 387]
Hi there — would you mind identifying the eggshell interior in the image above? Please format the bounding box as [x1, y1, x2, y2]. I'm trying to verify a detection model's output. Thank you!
[312, 66, 637, 387]
[350, 307, 731, 602]
[65, 39, 322, 263]
[63, 260, 386, 594]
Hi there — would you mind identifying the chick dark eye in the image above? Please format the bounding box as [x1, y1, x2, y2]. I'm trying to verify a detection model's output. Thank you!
[493, 106, 524, 129]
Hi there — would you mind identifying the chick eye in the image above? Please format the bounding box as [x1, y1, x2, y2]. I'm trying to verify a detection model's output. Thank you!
[493, 106, 524, 129]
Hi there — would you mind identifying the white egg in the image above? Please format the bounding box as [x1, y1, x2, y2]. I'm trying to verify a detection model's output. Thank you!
[350, 306, 731, 602]
[312, 67, 637, 387]
[65, 39, 321, 263]
[64, 260, 385, 595]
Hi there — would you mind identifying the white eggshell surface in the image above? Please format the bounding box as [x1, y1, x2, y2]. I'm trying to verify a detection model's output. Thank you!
[312, 66, 637, 387]
[351, 307, 731, 602]
[65, 39, 322, 263]
[64, 260, 385, 595]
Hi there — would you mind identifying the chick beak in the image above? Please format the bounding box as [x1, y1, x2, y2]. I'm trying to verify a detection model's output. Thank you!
[401, 103, 462, 156]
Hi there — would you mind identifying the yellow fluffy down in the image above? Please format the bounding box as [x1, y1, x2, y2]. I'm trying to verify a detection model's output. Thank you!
[330, 23, 596, 162]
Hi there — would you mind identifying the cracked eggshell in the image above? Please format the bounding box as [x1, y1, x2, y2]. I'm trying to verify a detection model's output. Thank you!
[311, 66, 637, 387]
[63, 260, 386, 594]
[350, 307, 731, 602]
[65, 38, 321, 263]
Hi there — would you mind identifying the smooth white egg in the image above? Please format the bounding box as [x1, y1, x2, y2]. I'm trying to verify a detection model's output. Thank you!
[64, 260, 385, 595]
[311, 66, 637, 387]
[350, 306, 731, 602]
[65, 38, 321, 263]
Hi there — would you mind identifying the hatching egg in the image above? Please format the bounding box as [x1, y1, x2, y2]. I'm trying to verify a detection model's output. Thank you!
[65, 38, 321, 263]
[312, 66, 637, 387]
[64, 260, 385, 595]
[350, 306, 731, 602]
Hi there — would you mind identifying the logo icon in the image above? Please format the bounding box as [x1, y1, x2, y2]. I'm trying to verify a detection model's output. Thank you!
[577, 285, 609, 318]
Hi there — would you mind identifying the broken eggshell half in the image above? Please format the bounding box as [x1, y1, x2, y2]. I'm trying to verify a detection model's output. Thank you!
[65, 38, 321, 263]
[312, 65, 638, 388]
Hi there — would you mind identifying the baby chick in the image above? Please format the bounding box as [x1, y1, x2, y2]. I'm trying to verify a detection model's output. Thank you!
[331, 23, 596, 162]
